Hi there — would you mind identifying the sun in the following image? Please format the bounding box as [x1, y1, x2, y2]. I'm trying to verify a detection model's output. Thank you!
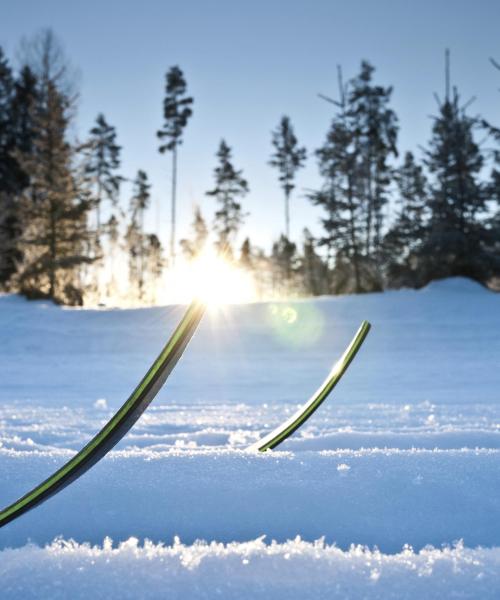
[158, 248, 257, 307]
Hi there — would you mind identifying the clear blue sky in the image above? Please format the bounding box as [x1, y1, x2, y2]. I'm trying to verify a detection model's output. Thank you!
[2, 0, 500, 251]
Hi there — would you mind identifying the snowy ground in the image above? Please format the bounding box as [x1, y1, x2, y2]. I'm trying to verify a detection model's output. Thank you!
[1, 278, 500, 598]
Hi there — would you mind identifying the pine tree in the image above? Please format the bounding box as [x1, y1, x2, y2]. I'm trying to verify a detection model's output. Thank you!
[0, 47, 19, 285]
[16, 81, 92, 304]
[383, 152, 428, 287]
[301, 228, 328, 296]
[143, 233, 163, 302]
[271, 235, 297, 296]
[84, 113, 122, 238]
[126, 170, 151, 298]
[269, 116, 306, 239]
[206, 140, 249, 258]
[309, 66, 363, 292]
[483, 58, 500, 240]
[157, 66, 193, 264]
[239, 237, 253, 270]
[310, 62, 398, 293]
[422, 83, 493, 283]
[0, 57, 38, 286]
[179, 206, 208, 260]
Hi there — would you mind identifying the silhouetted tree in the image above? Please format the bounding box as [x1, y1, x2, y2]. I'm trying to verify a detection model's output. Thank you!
[157, 66, 193, 264]
[179, 206, 208, 260]
[126, 170, 151, 298]
[269, 115, 306, 238]
[84, 114, 122, 238]
[311, 62, 398, 293]
[383, 152, 428, 287]
[16, 81, 91, 304]
[422, 85, 494, 283]
[206, 140, 249, 258]
[301, 228, 328, 295]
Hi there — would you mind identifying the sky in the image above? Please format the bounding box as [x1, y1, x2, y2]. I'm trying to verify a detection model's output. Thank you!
[2, 0, 500, 253]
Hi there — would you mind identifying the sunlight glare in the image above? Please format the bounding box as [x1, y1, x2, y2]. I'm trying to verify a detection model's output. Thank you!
[159, 249, 257, 307]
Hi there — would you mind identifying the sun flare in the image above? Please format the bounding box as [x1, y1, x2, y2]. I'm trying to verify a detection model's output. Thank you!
[159, 249, 257, 307]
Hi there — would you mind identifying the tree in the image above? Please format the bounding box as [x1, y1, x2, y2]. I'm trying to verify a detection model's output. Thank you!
[239, 237, 253, 270]
[269, 115, 306, 238]
[84, 114, 122, 238]
[310, 62, 398, 293]
[179, 206, 208, 260]
[206, 140, 249, 257]
[383, 152, 428, 287]
[422, 81, 494, 283]
[270, 235, 298, 296]
[0, 65, 39, 287]
[0, 47, 20, 285]
[301, 228, 328, 296]
[157, 66, 193, 264]
[16, 81, 92, 304]
[126, 170, 151, 297]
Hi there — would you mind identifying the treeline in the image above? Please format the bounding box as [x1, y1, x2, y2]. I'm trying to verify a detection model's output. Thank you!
[1, 30, 500, 305]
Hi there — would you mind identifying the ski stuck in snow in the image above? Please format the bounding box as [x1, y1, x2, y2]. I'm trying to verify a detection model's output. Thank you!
[0, 301, 370, 529]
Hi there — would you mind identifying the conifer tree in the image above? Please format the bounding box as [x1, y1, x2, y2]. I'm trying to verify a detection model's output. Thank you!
[206, 140, 249, 258]
[271, 235, 297, 296]
[0, 65, 39, 286]
[126, 170, 151, 297]
[422, 84, 493, 283]
[310, 62, 398, 293]
[269, 116, 306, 239]
[301, 228, 328, 296]
[157, 66, 193, 264]
[383, 152, 428, 287]
[16, 81, 91, 304]
[0, 47, 19, 285]
[179, 206, 208, 260]
[239, 237, 253, 270]
[84, 114, 122, 238]
[349, 61, 398, 257]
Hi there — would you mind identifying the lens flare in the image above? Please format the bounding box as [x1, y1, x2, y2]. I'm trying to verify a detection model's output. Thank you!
[267, 302, 325, 348]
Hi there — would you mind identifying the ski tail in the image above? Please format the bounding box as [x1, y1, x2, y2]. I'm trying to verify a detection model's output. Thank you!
[0, 300, 205, 529]
[248, 320, 371, 452]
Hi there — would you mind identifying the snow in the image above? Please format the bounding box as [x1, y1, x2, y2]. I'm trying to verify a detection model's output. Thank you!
[1, 277, 500, 598]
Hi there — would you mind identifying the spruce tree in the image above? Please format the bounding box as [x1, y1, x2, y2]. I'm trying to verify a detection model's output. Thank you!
[127, 170, 151, 297]
[0, 47, 18, 285]
[348, 61, 398, 258]
[269, 116, 306, 239]
[383, 152, 428, 287]
[179, 206, 208, 260]
[84, 113, 122, 238]
[239, 237, 253, 270]
[16, 81, 92, 304]
[271, 235, 297, 296]
[206, 140, 249, 258]
[301, 228, 328, 296]
[157, 66, 193, 264]
[0, 57, 38, 286]
[309, 66, 363, 292]
[310, 62, 398, 293]
[423, 86, 493, 283]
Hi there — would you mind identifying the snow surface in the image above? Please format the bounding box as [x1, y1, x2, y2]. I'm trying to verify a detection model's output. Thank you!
[1, 277, 500, 598]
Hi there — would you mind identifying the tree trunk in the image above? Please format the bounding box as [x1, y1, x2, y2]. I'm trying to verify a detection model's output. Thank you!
[170, 145, 177, 265]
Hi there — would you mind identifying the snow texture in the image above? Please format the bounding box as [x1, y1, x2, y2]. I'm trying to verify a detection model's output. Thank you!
[1, 277, 500, 598]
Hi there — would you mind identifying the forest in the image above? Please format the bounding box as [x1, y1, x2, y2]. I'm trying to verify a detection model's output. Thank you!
[0, 30, 500, 306]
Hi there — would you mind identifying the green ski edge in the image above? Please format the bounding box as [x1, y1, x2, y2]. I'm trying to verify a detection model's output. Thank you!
[248, 320, 371, 452]
[0, 300, 206, 529]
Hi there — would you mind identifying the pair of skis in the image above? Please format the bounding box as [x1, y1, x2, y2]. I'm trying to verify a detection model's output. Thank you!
[0, 300, 370, 529]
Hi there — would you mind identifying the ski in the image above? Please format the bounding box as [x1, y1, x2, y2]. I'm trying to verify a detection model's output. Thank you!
[248, 320, 371, 452]
[0, 300, 205, 529]
[0, 305, 370, 528]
